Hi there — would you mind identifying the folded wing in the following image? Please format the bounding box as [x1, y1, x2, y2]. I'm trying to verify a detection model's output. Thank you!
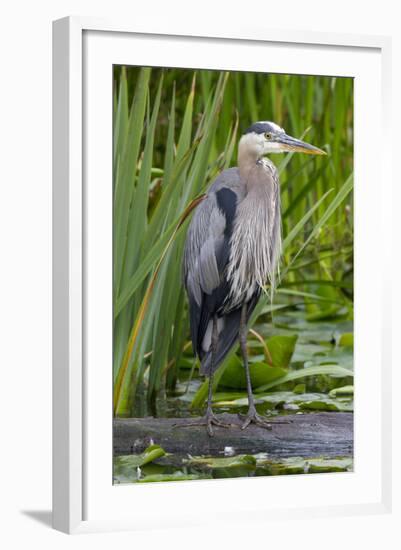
[183, 168, 258, 375]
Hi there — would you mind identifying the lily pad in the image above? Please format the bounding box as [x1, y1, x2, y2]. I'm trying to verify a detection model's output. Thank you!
[255, 456, 353, 475]
[255, 364, 353, 393]
[305, 347, 353, 371]
[338, 333, 353, 347]
[116, 444, 165, 467]
[217, 335, 297, 390]
[187, 454, 257, 478]
[299, 399, 353, 412]
[291, 343, 332, 363]
[114, 445, 166, 481]
[213, 390, 293, 408]
[256, 456, 307, 476]
[186, 455, 256, 469]
[213, 390, 353, 412]
[273, 321, 335, 342]
[114, 445, 166, 477]
[329, 385, 354, 397]
[308, 457, 353, 473]
[219, 362, 287, 390]
[266, 334, 298, 368]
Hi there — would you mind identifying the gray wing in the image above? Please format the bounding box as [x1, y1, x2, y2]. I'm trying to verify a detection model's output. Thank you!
[183, 168, 244, 368]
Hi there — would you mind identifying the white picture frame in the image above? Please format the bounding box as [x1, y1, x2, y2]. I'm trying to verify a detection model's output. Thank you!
[52, 16, 393, 534]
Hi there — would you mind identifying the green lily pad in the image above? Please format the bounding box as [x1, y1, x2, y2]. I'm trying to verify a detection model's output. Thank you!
[212, 391, 250, 402]
[217, 335, 297, 390]
[255, 456, 353, 475]
[308, 457, 353, 473]
[299, 399, 353, 412]
[338, 333, 353, 347]
[114, 445, 166, 472]
[257, 457, 307, 476]
[266, 334, 298, 368]
[186, 455, 256, 469]
[213, 390, 293, 408]
[255, 364, 353, 393]
[114, 445, 166, 481]
[291, 343, 332, 363]
[187, 454, 257, 479]
[305, 347, 353, 370]
[273, 321, 335, 342]
[213, 390, 353, 412]
[329, 385, 354, 397]
[219, 362, 287, 390]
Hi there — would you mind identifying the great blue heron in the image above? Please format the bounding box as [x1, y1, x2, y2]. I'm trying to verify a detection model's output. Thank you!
[183, 121, 326, 436]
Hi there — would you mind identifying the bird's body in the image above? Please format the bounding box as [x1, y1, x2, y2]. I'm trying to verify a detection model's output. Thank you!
[183, 161, 281, 375]
[182, 121, 325, 435]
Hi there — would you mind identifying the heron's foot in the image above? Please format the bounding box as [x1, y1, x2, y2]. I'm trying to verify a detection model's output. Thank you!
[174, 410, 236, 437]
[239, 407, 274, 430]
[239, 407, 292, 430]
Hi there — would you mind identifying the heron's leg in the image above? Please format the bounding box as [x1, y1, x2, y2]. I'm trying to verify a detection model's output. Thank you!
[173, 315, 235, 436]
[205, 315, 219, 416]
[239, 302, 278, 430]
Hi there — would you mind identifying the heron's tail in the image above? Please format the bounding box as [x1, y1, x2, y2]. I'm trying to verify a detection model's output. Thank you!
[199, 289, 261, 376]
[199, 309, 241, 376]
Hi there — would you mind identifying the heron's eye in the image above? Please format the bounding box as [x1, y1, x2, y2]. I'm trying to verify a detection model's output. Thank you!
[264, 132, 272, 140]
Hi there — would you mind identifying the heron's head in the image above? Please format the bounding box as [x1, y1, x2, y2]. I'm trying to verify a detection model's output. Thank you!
[239, 121, 326, 158]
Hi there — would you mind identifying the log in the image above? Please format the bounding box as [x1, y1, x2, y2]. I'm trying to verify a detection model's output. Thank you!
[114, 412, 353, 458]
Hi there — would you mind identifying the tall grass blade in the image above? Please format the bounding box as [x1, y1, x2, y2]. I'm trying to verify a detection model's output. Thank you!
[114, 195, 205, 415]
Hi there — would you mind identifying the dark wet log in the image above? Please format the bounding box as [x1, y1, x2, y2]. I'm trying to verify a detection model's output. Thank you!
[114, 412, 353, 458]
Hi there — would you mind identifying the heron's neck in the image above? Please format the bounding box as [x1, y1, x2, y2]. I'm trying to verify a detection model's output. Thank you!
[238, 145, 260, 181]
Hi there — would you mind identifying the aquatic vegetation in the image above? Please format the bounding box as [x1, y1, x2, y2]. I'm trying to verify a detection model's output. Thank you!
[113, 447, 353, 483]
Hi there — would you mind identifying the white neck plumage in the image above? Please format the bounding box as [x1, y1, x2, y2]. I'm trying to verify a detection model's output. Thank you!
[238, 134, 262, 181]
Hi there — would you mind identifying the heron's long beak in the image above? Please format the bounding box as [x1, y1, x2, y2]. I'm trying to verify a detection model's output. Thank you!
[277, 134, 326, 155]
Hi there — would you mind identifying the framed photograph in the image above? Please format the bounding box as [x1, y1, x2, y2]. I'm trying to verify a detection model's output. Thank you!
[52, 17, 392, 534]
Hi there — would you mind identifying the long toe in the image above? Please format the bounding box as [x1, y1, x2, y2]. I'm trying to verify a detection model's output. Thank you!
[239, 411, 273, 430]
[212, 416, 237, 429]
[254, 414, 273, 429]
[173, 413, 236, 437]
[206, 419, 214, 437]
[240, 415, 252, 430]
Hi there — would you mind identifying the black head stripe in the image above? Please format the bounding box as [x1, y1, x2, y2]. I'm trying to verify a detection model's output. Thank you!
[244, 122, 279, 135]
